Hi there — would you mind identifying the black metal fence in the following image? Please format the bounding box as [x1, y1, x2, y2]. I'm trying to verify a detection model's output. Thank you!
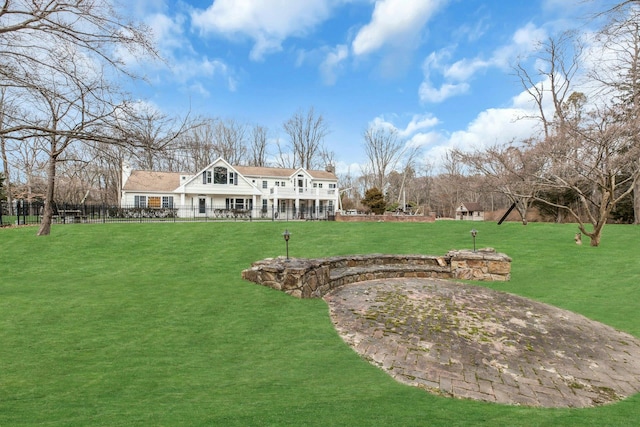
[0, 200, 335, 226]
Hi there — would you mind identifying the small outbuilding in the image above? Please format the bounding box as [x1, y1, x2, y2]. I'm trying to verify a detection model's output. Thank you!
[456, 202, 484, 221]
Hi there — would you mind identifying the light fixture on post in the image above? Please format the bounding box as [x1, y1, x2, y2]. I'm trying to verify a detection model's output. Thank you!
[282, 229, 291, 260]
[470, 228, 478, 252]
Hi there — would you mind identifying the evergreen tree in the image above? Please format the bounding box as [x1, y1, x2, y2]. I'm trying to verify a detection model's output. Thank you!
[362, 187, 386, 215]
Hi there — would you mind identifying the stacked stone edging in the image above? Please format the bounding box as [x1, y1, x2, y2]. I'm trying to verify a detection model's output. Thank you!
[241, 249, 511, 298]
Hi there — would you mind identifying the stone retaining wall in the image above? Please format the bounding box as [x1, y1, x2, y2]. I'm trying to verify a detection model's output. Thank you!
[241, 249, 511, 298]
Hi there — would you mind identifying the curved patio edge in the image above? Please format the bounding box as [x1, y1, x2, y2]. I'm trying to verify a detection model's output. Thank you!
[241, 249, 511, 298]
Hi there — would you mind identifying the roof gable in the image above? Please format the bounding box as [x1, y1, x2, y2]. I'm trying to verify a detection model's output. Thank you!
[291, 168, 313, 180]
[179, 157, 234, 187]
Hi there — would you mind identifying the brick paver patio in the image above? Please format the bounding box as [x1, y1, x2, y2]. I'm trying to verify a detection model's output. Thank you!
[324, 278, 640, 407]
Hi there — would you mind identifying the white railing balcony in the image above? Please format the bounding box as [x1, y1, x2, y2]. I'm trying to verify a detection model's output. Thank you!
[268, 187, 337, 199]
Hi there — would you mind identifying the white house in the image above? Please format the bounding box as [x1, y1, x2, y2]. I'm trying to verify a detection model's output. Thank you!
[456, 202, 484, 221]
[120, 158, 339, 220]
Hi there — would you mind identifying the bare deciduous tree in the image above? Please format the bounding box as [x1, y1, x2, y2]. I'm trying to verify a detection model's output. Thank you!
[177, 118, 217, 172]
[514, 31, 582, 138]
[591, 4, 640, 223]
[213, 118, 247, 165]
[531, 105, 640, 245]
[122, 106, 187, 171]
[0, 0, 158, 235]
[0, 88, 16, 213]
[248, 124, 269, 167]
[454, 142, 543, 224]
[362, 124, 404, 191]
[15, 48, 125, 235]
[282, 107, 329, 169]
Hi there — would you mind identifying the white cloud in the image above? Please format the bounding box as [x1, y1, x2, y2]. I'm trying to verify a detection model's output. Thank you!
[490, 23, 547, 69]
[419, 81, 469, 103]
[147, 12, 189, 53]
[188, 82, 211, 98]
[443, 58, 488, 82]
[352, 0, 447, 56]
[419, 49, 471, 102]
[320, 44, 349, 85]
[406, 131, 442, 148]
[191, 0, 335, 61]
[171, 57, 238, 92]
[416, 97, 542, 172]
[365, 114, 441, 157]
[418, 22, 547, 104]
[335, 160, 364, 177]
[400, 114, 439, 137]
[451, 107, 535, 149]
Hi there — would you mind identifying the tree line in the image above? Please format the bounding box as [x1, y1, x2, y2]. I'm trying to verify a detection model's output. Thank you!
[1, 1, 639, 246]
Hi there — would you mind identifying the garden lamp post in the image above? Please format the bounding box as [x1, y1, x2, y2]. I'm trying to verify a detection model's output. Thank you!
[470, 228, 477, 252]
[282, 229, 291, 260]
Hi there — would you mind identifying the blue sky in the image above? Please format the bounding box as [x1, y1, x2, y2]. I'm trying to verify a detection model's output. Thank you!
[126, 0, 618, 174]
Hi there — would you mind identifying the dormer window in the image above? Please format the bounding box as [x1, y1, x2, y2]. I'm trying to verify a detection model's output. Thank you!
[214, 167, 227, 184]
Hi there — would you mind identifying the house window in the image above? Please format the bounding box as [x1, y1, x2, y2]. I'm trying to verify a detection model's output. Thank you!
[235, 198, 244, 209]
[328, 201, 334, 211]
[229, 172, 238, 185]
[134, 195, 147, 208]
[262, 180, 267, 189]
[275, 181, 280, 187]
[329, 183, 336, 189]
[281, 181, 286, 187]
[262, 199, 268, 212]
[202, 171, 212, 184]
[313, 183, 318, 188]
[162, 196, 174, 208]
[148, 197, 161, 208]
[214, 167, 227, 184]
[318, 183, 323, 188]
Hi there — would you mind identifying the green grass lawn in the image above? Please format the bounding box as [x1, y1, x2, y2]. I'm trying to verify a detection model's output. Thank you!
[1, 221, 639, 426]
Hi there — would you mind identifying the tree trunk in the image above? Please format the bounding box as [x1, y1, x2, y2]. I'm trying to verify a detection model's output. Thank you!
[0, 136, 12, 215]
[578, 218, 606, 247]
[634, 179, 640, 225]
[37, 156, 57, 236]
